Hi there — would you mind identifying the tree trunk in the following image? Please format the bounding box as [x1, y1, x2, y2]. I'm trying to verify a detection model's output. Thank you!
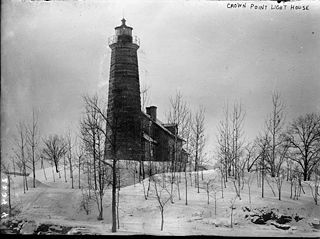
[303, 170, 308, 181]
[64, 157, 67, 183]
[117, 186, 120, 229]
[51, 164, 55, 182]
[197, 170, 200, 193]
[214, 193, 217, 216]
[32, 147, 36, 188]
[78, 158, 81, 189]
[42, 160, 47, 181]
[87, 160, 91, 198]
[177, 177, 181, 200]
[70, 161, 74, 189]
[13, 158, 16, 177]
[221, 174, 224, 198]
[261, 160, 264, 198]
[112, 158, 117, 232]
[142, 161, 145, 180]
[24, 165, 28, 191]
[315, 185, 318, 205]
[278, 187, 281, 200]
[185, 162, 188, 205]
[230, 207, 233, 228]
[97, 195, 103, 220]
[160, 208, 164, 231]
[133, 163, 136, 187]
[23, 168, 26, 194]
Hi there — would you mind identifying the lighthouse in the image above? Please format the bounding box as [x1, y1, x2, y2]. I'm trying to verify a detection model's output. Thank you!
[106, 18, 142, 161]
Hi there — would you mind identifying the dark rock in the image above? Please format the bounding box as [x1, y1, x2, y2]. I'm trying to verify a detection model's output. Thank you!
[17, 222, 24, 230]
[9, 220, 19, 229]
[67, 227, 92, 235]
[261, 211, 277, 221]
[271, 221, 291, 230]
[251, 216, 266, 225]
[35, 224, 50, 233]
[294, 215, 303, 222]
[20, 221, 37, 234]
[243, 206, 251, 212]
[1, 228, 16, 234]
[11, 220, 18, 225]
[12, 227, 20, 233]
[276, 215, 292, 224]
[62, 226, 72, 234]
[311, 219, 320, 230]
[49, 225, 63, 232]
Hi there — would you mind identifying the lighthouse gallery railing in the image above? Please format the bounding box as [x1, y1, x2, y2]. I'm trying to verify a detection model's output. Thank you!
[108, 35, 140, 46]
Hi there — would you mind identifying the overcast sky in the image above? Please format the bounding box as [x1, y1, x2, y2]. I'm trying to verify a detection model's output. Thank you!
[1, 0, 320, 159]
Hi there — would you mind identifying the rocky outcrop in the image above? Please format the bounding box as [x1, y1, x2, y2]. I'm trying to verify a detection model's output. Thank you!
[20, 221, 37, 234]
[270, 221, 291, 230]
[243, 207, 304, 230]
[67, 227, 93, 235]
[0, 219, 91, 235]
[310, 218, 320, 230]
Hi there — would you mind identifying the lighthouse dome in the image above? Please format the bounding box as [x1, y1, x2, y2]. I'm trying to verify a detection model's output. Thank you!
[115, 18, 133, 36]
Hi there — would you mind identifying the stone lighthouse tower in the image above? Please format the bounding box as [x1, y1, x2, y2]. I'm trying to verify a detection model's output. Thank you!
[106, 18, 142, 160]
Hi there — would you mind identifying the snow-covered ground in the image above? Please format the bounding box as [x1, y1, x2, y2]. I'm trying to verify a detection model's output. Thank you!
[4, 166, 320, 236]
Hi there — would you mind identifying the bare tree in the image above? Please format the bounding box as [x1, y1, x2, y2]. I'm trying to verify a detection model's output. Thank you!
[255, 132, 271, 198]
[204, 177, 220, 216]
[13, 122, 29, 193]
[26, 110, 40, 188]
[244, 143, 261, 173]
[75, 142, 85, 189]
[191, 105, 206, 194]
[246, 172, 254, 204]
[152, 175, 172, 231]
[229, 196, 237, 228]
[42, 135, 67, 173]
[216, 163, 225, 198]
[66, 131, 76, 189]
[81, 95, 110, 220]
[82, 95, 122, 232]
[265, 91, 286, 177]
[286, 113, 320, 181]
[217, 103, 231, 183]
[305, 174, 319, 205]
[167, 91, 190, 202]
[80, 187, 91, 215]
[217, 101, 246, 192]
[80, 95, 100, 190]
[183, 112, 192, 205]
[230, 102, 246, 199]
[40, 156, 47, 181]
[275, 169, 285, 200]
[63, 155, 68, 183]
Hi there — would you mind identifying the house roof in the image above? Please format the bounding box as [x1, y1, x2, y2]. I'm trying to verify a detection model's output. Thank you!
[141, 111, 185, 142]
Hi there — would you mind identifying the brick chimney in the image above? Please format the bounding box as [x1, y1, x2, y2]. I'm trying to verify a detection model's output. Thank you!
[146, 106, 157, 121]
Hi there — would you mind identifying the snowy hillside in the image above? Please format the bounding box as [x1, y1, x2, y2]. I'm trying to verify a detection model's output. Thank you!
[1, 166, 320, 236]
